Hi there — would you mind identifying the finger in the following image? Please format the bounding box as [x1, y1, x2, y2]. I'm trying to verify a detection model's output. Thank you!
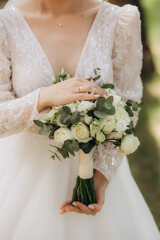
[92, 84, 108, 97]
[72, 202, 94, 215]
[88, 203, 101, 213]
[73, 93, 100, 101]
[60, 200, 72, 209]
[81, 82, 108, 98]
[85, 77, 91, 81]
[60, 205, 83, 214]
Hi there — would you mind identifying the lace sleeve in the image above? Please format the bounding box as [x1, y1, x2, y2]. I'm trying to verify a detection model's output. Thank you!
[93, 5, 143, 182]
[0, 20, 48, 138]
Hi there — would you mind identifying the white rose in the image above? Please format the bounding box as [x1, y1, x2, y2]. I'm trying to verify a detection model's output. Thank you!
[115, 120, 128, 133]
[115, 106, 130, 123]
[71, 122, 92, 143]
[120, 134, 140, 155]
[99, 115, 115, 134]
[113, 95, 122, 106]
[85, 115, 93, 125]
[96, 131, 106, 143]
[77, 101, 95, 112]
[44, 108, 57, 120]
[54, 127, 72, 146]
[89, 122, 100, 138]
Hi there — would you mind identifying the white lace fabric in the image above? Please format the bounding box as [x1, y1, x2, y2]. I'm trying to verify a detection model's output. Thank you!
[0, 2, 143, 182]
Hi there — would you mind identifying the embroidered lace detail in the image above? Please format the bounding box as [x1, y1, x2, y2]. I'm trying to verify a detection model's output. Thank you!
[0, 2, 143, 180]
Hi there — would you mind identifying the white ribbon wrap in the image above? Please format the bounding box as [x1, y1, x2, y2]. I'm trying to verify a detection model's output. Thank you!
[78, 149, 94, 179]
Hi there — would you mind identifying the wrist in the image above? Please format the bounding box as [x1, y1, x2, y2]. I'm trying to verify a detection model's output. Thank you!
[37, 86, 51, 113]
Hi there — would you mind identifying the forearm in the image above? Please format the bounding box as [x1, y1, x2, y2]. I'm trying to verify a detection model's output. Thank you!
[93, 169, 109, 191]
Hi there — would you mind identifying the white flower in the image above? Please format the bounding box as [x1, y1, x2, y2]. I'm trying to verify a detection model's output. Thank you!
[77, 101, 95, 112]
[96, 131, 106, 143]
[85, 115, 93, 125]
[115, 106, 130, 123]
[71, 122, 92, 143]
[54, 127, 72, 146]
[65, 102, 77, 113]
[115, 106, 130, 133]
[99, 115, 115, 134]
[108, 131, 123, 139]
[89, 122, 100, 138]
[113, 95, 122, 106]
[120, 134, 140, 155]
[44, 108, 57, 120]
[115, 120, 128, 133]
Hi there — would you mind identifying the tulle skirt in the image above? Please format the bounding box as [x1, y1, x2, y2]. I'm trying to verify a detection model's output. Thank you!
[0, 132, 159, 240]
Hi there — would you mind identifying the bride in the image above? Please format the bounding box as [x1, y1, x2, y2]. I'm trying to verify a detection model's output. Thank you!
[0, 0, 159, 239]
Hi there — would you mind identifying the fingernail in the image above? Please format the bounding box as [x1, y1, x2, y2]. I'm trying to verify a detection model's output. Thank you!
[103, 94, 108, 99]
[72, 202, 77, 207]
[88, 205, 94, 210]
[94, 94, 100, 97]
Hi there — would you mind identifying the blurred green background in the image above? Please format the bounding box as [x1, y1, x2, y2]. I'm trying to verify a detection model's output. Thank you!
[0, 0, 160, 229]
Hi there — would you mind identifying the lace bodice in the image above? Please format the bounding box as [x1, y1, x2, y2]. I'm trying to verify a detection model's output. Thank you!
[0, 1, 143, 182]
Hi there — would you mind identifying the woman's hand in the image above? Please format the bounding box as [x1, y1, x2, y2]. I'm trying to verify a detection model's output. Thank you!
[37, 77, 108, 112]
[60, 169, 109, 216]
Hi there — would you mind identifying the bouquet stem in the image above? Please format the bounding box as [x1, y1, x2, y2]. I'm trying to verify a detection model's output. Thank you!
[71, 149, 97, 206]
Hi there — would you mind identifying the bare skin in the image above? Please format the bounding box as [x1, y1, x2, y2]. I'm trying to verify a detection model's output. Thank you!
[16, 0, 109, 215]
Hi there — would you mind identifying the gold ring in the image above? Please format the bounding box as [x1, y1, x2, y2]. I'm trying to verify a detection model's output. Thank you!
[79, 86, 83, 93]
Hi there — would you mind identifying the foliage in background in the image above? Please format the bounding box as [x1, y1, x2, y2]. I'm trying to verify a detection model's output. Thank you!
[0, 0, 160, 229]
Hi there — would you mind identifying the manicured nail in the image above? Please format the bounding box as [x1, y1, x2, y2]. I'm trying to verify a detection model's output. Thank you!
[88, 205, 95, 210]
[72, 202, 77, 206]
[94, 94, 100, 97]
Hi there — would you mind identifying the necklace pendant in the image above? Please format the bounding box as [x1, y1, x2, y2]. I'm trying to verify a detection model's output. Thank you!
[58, 23, 63, 27]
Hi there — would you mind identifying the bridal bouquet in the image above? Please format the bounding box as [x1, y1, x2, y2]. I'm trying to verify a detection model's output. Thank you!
[34, 68, 142, 206]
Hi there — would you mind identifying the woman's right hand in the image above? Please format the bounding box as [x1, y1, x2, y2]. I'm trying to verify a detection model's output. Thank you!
[37, 77, 108, 113]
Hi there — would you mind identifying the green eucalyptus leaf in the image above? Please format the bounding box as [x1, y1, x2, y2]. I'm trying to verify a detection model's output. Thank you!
[103, 105, 115, 115]
[59, 115, 72, 125]
[139, 101, 143, 107]
[104, 103, 112, 110]
[57, 148, 69, 159]
[129, 120, 134, 130]
[61, 106, 72, 115]
[132, 102, 139, 111]
[106, 96, 113, 104]
[82, 140, 95, 154]
[72, 140, 79, 152]
[126, 100, 133, 106]
[94, 110, 107, 119]
[93, 75, 101, 81]
[71, 111, 80, 124]
[94, 68, 97, 75]
[96, 97, 106, 110]
[101, 83, 114, 89]
[49, 128, 57, 139]
[38, 124, 50, 135]
[125, 129, 132, 135]
[80, 142, 90, 150]
[125, 106, 134, 117]
[33, 120, 44, 128]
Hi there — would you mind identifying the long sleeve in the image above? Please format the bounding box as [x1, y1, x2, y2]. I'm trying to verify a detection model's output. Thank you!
[93, 5, 143, 182]
[0, 20, 48, 138]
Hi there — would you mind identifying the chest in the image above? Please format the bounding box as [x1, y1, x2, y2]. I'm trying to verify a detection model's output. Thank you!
[7, 4, 118, 97]
[26, 12, 97, 78]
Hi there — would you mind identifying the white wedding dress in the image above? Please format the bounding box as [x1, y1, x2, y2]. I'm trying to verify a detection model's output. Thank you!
[0, 1, 159, 239]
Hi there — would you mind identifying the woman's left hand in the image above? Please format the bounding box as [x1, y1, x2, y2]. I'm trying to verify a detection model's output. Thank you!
[60, 169, 109, 216]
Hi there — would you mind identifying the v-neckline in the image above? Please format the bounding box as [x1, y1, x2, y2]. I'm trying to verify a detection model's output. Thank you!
[11, 2, 104, 80]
